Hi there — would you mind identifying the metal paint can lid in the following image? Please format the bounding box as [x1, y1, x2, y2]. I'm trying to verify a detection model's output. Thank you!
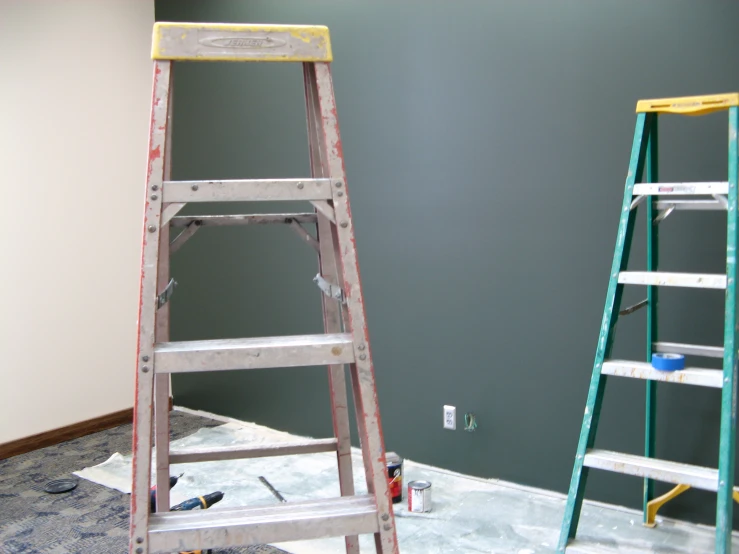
[408, 480, 431, 490]
[44, 478, 78, 494]
[386, 451, 402, 464]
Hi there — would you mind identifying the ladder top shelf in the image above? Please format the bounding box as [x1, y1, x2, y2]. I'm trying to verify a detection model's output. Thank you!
[636, 93, 739, 116]
[152, 22, 333, 63]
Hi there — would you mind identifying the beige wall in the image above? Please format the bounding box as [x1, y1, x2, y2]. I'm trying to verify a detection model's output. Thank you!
[0, 0, 154, 443]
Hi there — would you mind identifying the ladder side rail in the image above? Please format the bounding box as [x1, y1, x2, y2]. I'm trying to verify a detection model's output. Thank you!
[313, 61, 399, 554]
[130, 59, 172, 554]
[303, 61, 359, 554]
[154, 59, 176, 514]
[557, 112, 653, 552]
[644, 114, 659, 523]
[716, 105, 739, 553]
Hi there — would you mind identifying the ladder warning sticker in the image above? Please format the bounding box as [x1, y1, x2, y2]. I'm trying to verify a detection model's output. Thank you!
[657, 185, 695, 194]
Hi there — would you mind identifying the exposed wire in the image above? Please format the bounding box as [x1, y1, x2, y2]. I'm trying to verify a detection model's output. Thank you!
[464, 412, 477, 432]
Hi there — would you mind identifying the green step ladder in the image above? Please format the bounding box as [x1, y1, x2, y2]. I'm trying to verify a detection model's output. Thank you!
[558, 93, 739, 553]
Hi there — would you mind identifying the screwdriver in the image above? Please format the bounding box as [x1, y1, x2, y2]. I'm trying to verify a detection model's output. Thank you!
[150, 473, 184, 512]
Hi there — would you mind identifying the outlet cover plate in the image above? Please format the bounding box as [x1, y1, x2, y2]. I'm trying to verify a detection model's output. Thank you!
[443, 405, 456, 430]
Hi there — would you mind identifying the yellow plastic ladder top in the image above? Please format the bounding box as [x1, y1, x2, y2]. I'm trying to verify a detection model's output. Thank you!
[152, 22, 333, 62]
[636, 93, 739, 116]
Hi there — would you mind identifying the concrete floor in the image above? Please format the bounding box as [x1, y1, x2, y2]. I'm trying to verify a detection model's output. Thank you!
[75, 407, 739, 553]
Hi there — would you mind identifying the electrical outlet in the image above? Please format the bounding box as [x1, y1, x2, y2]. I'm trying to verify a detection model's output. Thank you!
[443, 405, 456, 430]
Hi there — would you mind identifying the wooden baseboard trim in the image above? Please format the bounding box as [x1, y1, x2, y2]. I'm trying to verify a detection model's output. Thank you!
[0, 396, 174, 460]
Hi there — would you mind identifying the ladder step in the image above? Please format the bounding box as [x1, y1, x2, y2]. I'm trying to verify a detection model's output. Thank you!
[602, 360, 723, 388]
[655, 199, 727, 211]
[170, 438, 338, 464]
[163, 179, 334, 203]
[565, 539, 663, 553]
[583, 449, 722, 491]
[632, 182, 728, 196]
[653, 341, 724, 359]
[170, 213, 318, 227]
[154, 333, 355, 373]
[618, 271, 726, 289]
[148, 494, 379, 553]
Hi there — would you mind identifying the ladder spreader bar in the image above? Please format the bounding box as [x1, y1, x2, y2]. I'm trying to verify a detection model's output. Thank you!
[152, 22, 332, 62]
[619, 298, 647, 316]
[633, 182, 728, 196]
[618, 271, 727, 289]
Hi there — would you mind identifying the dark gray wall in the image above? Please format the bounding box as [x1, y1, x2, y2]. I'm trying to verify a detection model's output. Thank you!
[155, 0, 739, 527]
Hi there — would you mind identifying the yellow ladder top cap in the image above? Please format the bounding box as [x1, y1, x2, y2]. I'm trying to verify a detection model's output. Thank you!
[152, 22, 332, 62]
[636, 93, 739, 116]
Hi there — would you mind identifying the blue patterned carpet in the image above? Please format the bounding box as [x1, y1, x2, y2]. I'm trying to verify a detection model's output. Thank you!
[0, 410, 289, 554]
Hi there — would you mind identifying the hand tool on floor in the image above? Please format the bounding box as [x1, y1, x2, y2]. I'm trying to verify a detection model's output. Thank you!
[44, 478, 78, 494]
[558, 93, 739, 553]
[172, 492, 223, 554]
[150, 473, 183, 512]
[170, 491, 224, 512]
[129, 21, 399, 554]
[259, 476, 287, 503]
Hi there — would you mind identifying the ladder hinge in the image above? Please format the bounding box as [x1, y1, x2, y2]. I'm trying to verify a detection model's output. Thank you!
[713, 194, 729, 209]
[653, 205, 675, 224]
[313, 274, 345, 304]
[157, 278, 178, 309]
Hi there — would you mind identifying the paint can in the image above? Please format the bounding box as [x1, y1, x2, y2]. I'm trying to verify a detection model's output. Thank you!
[407, 480, 432, 513]
[386, 451, 403, 504]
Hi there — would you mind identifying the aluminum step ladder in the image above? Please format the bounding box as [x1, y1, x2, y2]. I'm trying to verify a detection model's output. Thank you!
[129, 22, 400, 554]
[557, 93, 739, 553]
